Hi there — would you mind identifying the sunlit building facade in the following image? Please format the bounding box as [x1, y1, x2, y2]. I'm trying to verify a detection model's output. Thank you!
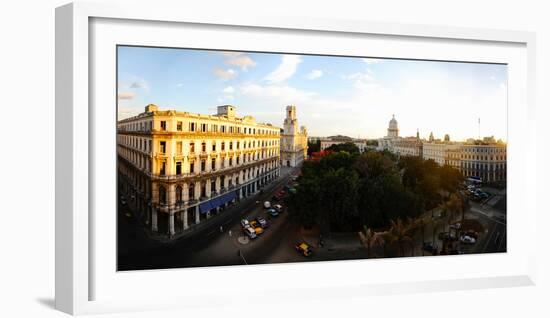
[280, 105, 308, 167]
[117, 104, 281, 237]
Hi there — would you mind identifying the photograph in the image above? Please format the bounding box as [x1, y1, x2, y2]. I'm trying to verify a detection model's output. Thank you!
[116, 46, 507, 271]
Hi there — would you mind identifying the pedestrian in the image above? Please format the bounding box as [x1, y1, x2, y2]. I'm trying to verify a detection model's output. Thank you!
[229, 230, 232, 237]
[219, 225, 223, 233]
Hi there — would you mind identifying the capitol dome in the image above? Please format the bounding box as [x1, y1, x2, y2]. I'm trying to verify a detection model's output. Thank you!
[387, 114, 399, 138]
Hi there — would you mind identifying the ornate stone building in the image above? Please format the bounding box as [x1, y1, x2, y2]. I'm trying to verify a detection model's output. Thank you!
[280, 105, 308, 167]
[117, 104, 281, 237]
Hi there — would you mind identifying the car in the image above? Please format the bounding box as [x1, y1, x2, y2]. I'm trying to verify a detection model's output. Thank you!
[263, 201, 271, 209]
[273, 204, 283, 212]
[449, 249, 465, 255]
[267, 208, 279, 217]
[450, 222, 461, 230]
[479, 192, 490, 199]
[241, 219, 250, 228]
[294, 242, 312, 257]
[422, 242, 438, 254]
[256, 216, 268, 228]
[243, 227, 257, 239]
[460, 235, 476, 244]
[249, 220, 264, 235]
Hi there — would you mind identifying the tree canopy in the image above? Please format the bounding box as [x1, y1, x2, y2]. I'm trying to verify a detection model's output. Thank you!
[286, 151, 464, 232]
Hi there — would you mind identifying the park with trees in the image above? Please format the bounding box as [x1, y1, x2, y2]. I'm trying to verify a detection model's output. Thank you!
[286, 142, 473, 256]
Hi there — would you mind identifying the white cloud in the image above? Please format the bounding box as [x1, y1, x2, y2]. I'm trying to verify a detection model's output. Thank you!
[240, 83, 317, 104]
[129, 79, 149, 91]
[213, 68, 237, 80]
[362, 58, 383, 65]
[265, 55, 302, 83]
[343, 71, 376, 90]
[219, 51, 257, 71]
[117, 92, 136, 100]
[222, 86, 235, 94]
[307, 69, 323, 80]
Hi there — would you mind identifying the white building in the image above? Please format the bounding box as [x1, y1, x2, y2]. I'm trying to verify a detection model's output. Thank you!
[280, 105, 308, 167]
[320, 135, 367, 152]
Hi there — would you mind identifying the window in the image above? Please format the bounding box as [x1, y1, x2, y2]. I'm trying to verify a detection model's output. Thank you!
[177, 121, 182, 131]
[212, 143, 216, 151]
[211, 180, 216, 193]
[236, 157, 240, 165]
[189, 184, 195, 200]
[237, 141, 240, 149]
[189, 122, 196, 132]
[212, 124, 218, 133]
[189, 161, 195, 173]
[190, 142, 195, 153]
[201, 123, 207, 132]
[229, 142, 233, 150]
[160, 121, 166, 131]
[201, 142, 206, 152]
[229, 157, 233, 166]
[160, 161, 166, 175]
[176, 141, 182, 154]
[159, 141, 166, 153]
[201, 160, 206, 172]
[221, 142, 225, 151]
[211, 158, 216, 171]
[221, 125, 226, 133]
[176, 162, 182, 175]
[176, 186, 183, 203]
[159, 186, 167, 204]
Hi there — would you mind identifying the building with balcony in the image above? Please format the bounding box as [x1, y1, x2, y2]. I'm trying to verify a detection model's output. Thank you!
[117, 104, 281, 237]
[280, 105, 308, 167]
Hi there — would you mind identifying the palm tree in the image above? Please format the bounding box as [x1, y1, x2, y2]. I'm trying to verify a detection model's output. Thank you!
[388, 218, 414, 257]
[358, 225, 387, 258]
[358, 226, 374, 258]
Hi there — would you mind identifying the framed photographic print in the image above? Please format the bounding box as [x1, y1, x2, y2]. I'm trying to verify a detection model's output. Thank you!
[56, 1, 537, 315]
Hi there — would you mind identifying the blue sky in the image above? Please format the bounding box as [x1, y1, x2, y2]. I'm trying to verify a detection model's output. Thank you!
[117, 46, 507, 141]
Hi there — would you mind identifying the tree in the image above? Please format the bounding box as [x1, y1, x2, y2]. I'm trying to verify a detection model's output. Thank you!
[358, 225, 387, 258]
[387, 218, 415, 257]
[307, 139, 321, 155]
[326, 142, 360, 154]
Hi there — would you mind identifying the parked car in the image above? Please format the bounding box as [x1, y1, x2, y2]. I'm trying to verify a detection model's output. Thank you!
[249, 220, 264, 235]
[241, 219, 250, 228]
[460, 235, 476, 244]
[243, 226, 257, 239]
[273, 204, 283, 212]
[263, 201, 271, 209]
[267, 208, 279, 217]
[256, 216, 268, 228]
[294, 242, 312, 257]
[450, 222, 461, 230]
[422, 242, 438, 254]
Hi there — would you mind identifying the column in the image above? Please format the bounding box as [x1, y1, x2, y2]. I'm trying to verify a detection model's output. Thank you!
[182, 210, 188, 230]
[169, 213, 175, 236]
[152, 208, 158, 232]
[195, 205, 200, 224]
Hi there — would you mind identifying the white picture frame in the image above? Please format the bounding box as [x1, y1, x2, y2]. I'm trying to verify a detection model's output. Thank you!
[55, 1, 537, 315]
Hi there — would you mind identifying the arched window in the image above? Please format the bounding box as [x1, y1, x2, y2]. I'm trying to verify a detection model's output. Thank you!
[159, 185, 167, 205]
[176, 185, 183, 203]
[189, 183, 195, 200]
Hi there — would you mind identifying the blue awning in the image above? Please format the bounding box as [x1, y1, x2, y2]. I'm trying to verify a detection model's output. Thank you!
[199, 191, 238, 213]
[199, 201, 213, 214]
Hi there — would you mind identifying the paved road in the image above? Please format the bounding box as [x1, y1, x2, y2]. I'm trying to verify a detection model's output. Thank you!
[118, 167, 299, 270]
